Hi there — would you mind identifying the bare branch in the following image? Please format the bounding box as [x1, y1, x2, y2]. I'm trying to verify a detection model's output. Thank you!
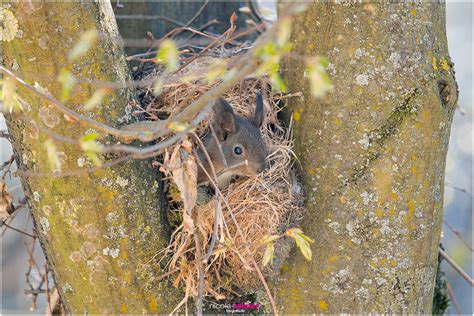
[439, 247, 474, 286]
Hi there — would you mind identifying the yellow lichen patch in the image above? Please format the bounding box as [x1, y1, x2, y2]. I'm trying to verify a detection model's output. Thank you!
[319, 300, 329, 312]
[328, 255, 337, 263]
[391, 259, 398, 267]
[119, 304, 128, 313]
[148, 298, 159, 313]
[375, 208, 383, 219]
[379, 257, 387, 266]
[293, 111, 301, 121]
[0, 8, 19, 42]
[389, 205, 396, 216]
[403, 200, 416, 225]
[356, 209, 364, 217]
[432, 56, 438, 70]
[410, 7, 417, 17]
[441, 58, 449, 71]
[389, 192, 397, 201]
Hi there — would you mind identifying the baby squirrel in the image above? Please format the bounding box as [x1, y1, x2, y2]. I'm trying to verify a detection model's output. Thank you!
[197, 95, 266, 188]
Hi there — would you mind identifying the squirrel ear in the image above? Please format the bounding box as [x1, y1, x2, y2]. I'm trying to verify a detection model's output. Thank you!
[253, 94, 264, 128]
[214, 98, 237, 138]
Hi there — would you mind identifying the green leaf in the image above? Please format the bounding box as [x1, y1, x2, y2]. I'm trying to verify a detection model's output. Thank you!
[1, 76, 23, 113]
[286, 228, 314, 261]
[57, 68, 76, 102]
[305, 56, 333, 97]
[262, 242, 275, 266]
[299, 232, 315, 244]
[68, 29, 98, 61]
[79, 133, 103, 167]
[270, 72, 287, 92]
[157, 39, 179, 73]
[44, 139, 61, 171]
[167, 121, 188, 132]
[260, 234, 281, 244]
[84, 88, 109, 111]
[294, 233, 312, 261]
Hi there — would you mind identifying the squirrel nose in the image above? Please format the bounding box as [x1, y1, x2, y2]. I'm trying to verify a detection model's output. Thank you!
[257, 162, 265, 173]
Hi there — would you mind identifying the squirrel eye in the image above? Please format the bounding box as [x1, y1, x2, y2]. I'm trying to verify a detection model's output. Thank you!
[234, 146, 242, 155]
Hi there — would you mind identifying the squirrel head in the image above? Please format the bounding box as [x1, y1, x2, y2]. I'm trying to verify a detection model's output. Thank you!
[197, 95, 266, 188]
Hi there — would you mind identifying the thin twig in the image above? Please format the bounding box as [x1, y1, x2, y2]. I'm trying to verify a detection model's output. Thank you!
[0, 66, 144, 142]
[115, 14, 184, 27]
[445, 279, 462, 314]
[2, 221, 36, 238]
[203, 198, 221, 263]
[439, 247, 474, 286]
[443, 220, 473, 251]
[193, 219, 204, 316]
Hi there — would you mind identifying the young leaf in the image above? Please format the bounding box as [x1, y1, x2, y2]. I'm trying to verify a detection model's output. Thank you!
[262, 242, 275, 266]
[68, 29, 98, 61]
[57, 68, 76, 102]
[1, 76, 23, 113]
[167, 121, 189, 132]
[260, 235, 281, 244]
[270, 72, 287, 92]
[79, 133, 103, 167]
[157, 39, 179, 72]
[293, 233, 312, 261]
[84, 88, 110, 111]
[44, 139, 61, 171]
[305, 56, 333, 97]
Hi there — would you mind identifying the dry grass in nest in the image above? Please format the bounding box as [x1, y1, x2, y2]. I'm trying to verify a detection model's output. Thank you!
[141, 55, 304, 300]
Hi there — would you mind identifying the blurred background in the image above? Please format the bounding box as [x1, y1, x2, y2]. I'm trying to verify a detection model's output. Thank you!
[1, 1, 472, 314]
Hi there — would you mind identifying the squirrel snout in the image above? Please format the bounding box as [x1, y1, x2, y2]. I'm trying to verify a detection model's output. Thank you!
[257, 162, 265, 173]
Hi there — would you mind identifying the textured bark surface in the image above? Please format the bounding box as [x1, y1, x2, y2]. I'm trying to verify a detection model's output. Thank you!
[276, 2, 457, 313]
[3, 2, 178, 313]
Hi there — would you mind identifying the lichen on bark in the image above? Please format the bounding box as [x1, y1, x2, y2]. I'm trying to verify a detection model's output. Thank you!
[275, 1, 457, 313]
[3, 2, 179, 313]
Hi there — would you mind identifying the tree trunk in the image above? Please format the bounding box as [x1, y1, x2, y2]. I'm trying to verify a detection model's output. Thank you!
[276, 2, 457, 313]
[3, 2, 178, 313]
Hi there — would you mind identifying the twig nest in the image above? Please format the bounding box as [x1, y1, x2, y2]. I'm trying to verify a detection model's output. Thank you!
[142, 55, 303, 297]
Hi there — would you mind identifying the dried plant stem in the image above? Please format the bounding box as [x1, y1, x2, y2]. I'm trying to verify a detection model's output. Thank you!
[203, 199, 221, 263]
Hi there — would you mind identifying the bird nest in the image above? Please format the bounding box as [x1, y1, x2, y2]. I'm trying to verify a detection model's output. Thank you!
[134, 54, 304, 302]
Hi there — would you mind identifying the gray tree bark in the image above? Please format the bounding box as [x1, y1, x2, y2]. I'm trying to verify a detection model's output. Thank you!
[275, 1, 457, 313]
